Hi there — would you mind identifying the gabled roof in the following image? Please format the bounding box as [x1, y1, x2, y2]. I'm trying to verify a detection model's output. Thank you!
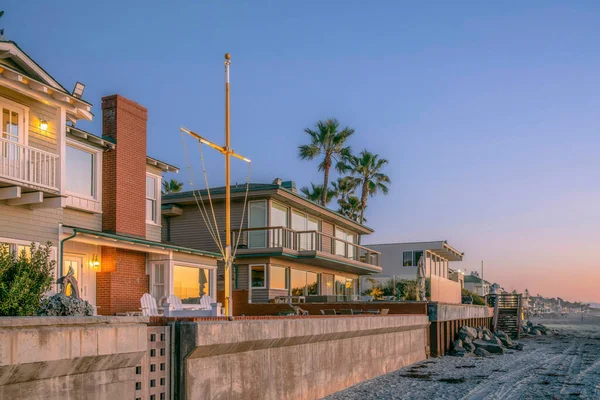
[0, 40, 92, 122]
[164, 183, 374, 234]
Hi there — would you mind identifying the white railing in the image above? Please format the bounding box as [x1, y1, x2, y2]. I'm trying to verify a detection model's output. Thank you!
[0, 138, 59, 191]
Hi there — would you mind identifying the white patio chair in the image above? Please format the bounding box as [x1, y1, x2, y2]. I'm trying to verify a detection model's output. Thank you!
[199, 295, 213, 310]
[141, 293, 160, 316]
[166, 294, 183, 311]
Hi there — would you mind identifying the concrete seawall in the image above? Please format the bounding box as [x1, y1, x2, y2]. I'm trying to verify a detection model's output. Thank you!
[176, 315, 429, 399]
[0, 316, 149, 399]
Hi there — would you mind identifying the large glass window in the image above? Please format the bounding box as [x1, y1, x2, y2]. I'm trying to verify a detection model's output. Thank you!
[413, 250, 424, 266]
[250, 265, 266, 288]
[248, 200, 267, 248]
[270, 265, 288, 290]
[173, 265, 211, 302]
[146, 175, 158, 223]
[403, 251, 413, 267]
[335, 228, 346, 257]
[334, 275, 357, 296]
[290, 269, 320, 296]
[270, 202, 289, 247]
[307, 271, 318, 295]
[66, 145, 95, 197]
[2, 107, 20, 142]
[322, 274, 333, 295]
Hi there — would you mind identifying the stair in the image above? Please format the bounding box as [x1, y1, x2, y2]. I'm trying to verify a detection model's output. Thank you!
[488, 294, 523, 339]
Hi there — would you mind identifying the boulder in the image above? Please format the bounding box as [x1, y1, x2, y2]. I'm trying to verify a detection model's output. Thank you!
[472, 339, 505, 354]
[463, 341, 475, 353]
[533, 329, 542, 336]
[458, 326, 478, 341]
[452, 339, 463, 350]
[474, 347, 492, 357]
[482, 333, 492, 342]
[499, 336, 513, 348]
[476, 327, 484, 339]
[451, 346, 472, 357]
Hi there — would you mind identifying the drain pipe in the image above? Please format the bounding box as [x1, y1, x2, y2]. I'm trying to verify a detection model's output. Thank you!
[58, 223, 78, 281]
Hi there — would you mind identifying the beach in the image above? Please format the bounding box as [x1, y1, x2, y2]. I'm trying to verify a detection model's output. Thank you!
[324, 313, 600, 399]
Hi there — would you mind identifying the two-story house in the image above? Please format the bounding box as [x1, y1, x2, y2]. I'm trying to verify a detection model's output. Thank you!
[162, 180, 382, 310]
[361, 241, 464, 303]
[0, 40, 219, 314]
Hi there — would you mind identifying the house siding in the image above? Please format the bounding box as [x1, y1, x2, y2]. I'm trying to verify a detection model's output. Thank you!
[63, 208, 102, 231]
[0, 203, 60, 244]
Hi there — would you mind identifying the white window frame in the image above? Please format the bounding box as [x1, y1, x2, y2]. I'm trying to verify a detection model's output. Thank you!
[65, 139, 101, 201]
[249, 264, 267, 289]
[0, 97, 29, 146]
[150, 262, 166, 301]
[146, 172, 161, 225]
[172, 262, 214, 299]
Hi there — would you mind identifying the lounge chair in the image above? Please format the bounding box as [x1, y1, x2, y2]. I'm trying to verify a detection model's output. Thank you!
[199, 295, 213, 310]
[380, 308, 390, 315]
[340, 309, 354, 315]
[141, 293, 161, 316]
[320, 309, 337, 315]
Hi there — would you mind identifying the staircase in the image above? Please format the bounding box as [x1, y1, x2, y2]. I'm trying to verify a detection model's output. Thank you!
[488, 294, 522, 339]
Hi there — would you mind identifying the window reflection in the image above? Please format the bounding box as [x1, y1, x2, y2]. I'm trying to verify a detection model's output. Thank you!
[66, 145, 94, 197]
[173, 265, 210, 303]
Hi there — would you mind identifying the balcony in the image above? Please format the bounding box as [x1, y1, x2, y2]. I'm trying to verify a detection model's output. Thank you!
[0, 138, 59, 192]
[232, 226, 382, 273]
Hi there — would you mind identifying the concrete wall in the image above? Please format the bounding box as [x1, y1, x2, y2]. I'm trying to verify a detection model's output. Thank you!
[0, 316, 149, 399]
[429, 275, 462, 304]
[178, 315, 429, 399]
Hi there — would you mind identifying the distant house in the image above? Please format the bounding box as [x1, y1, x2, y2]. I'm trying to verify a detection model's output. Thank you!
[162, 180, 382, 309]
[361, 241, 464, 304]
[464, 273, 491, 296]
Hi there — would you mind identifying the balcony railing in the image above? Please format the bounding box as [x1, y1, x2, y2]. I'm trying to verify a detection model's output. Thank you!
[0, 138, 58, 191]
[232, 226, 381, 267]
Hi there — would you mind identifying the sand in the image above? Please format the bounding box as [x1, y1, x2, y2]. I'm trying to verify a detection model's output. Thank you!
[324, 313, 600, 399]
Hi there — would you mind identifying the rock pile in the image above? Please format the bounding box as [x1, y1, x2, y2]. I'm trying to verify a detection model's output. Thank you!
[450, 325, 523, 357]
[521, 320, 551, 336]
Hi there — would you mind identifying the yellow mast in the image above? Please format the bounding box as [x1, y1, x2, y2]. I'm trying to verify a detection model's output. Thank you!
[180, 53, 250, 317]
[224, 53, 232, 316]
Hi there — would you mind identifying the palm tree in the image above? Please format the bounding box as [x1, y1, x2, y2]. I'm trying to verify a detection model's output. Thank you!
[300, 183, 336, 206]
[341, 150, 390, 226]
[162, 179, 183, 194]
[331, 176, 357, 205]
[338, 196, 364, 223]
[298, 119, 354, 206]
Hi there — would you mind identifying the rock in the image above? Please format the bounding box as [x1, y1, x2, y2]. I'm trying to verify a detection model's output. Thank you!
[474, 347, 492, 357]
[533, 329, 542, 336]
[499, 337, 513, 348]
[476, 327, 484, 339]
[458, 326, 478, 341]
[514, 343, 524, 351]
[451, 346, 470, 356]
[482, 333, 492, 341]
[463, 341, 475, 352]
[452, 339, 463, 350]
[472, 339, 505, 354]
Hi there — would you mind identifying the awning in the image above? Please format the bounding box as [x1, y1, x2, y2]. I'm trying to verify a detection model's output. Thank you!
[61, 225, 221, 259]
[429, 242, 464, 262]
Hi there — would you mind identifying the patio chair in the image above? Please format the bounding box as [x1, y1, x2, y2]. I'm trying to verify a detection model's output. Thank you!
[320, 309, 337, 315]
[140, 293, 160, 316]
[340, 309, 354, 315]
[360, 295, 373, 302]
[380, 308, 390, 315]
[199, 295, 213, 310]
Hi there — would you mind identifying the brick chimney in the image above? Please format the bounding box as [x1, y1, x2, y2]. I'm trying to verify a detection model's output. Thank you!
[101, 94, 147, 237]
[97, 95, 149, 315]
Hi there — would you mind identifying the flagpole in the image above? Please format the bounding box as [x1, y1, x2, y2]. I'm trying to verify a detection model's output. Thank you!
[224, 53, 232, 316]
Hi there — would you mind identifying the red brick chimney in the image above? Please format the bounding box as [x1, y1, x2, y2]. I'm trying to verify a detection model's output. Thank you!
[97, 94, 149, 315]
[101, 94, 147, 237]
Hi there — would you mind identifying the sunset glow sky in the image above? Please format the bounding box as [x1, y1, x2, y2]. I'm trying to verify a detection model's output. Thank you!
[5, 1, 599, 302]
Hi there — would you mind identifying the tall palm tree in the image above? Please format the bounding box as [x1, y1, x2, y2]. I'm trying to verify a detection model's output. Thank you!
[342, 150, 390, 226]
[300, 183, 336, 206]
[298, 119, 354, 206]
[338, 196, 365, 223]
[162, 179, 183, 194]
[331, 176, 357, 206]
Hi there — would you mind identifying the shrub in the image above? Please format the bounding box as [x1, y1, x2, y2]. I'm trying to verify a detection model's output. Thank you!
[38, 293, 94, 316]
[462, 288, 485, 306]
[0, 242, 55, 316]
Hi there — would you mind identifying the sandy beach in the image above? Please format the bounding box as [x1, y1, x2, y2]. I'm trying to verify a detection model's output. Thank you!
[324, 313, 600, 400]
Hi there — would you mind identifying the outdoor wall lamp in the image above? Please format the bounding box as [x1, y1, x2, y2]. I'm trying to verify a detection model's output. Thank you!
[39, 119, 48, 131]
[90, 254, 100, 269]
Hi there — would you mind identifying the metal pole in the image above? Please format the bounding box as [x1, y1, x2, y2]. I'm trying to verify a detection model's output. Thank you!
[481, 260, 484, 295]
[224, 53, 232, 316]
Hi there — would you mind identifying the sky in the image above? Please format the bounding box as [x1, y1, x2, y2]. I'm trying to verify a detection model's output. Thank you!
[3, 1, 600, 302]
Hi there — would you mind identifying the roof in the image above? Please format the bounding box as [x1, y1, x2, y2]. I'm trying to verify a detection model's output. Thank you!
[62, 226, 221, 259]
[464, 274, 491, 285]
[163, 183, 374, 234]
[366, 241, 464, 262]
[146, 156, 179, 173]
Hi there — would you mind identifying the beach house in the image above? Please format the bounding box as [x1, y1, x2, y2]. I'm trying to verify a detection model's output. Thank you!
[162, 179, 382, 308]
[0, 40, 218, 314]
[361, 241, 464, 303]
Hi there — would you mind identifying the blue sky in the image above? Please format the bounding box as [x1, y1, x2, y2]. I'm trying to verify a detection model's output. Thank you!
[3, 1, 600, 301]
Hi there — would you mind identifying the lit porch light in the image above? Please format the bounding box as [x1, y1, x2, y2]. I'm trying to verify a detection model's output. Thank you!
[39, 119, 48, 131]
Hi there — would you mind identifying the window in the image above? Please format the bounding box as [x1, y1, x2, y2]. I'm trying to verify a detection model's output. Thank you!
[270, 265, 288, 290]
[151, 263, 165, 301]
[248, 200, 267, 248]
[322, 274, 333, 294]
[413, 251, 424, 266]
[307, 271, 318, 295]
[335, 228, 346, 257]
[403, 251, 413, 267]
[292, 211, 320, 250]
[146, 174, 160, 224]
[173, 265, 211, 302]
[334, 275, 357, 296]
[66, 145, 95, 197]
[270, 202, 289, 247]
[250, 265, 266, 289]
[1, 241, 32, 259]
[290, 269, 320, 296]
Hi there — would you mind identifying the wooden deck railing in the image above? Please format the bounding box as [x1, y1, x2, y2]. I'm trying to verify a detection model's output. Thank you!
[232, 227, 381, 267]
[0, 138, 59, 190]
